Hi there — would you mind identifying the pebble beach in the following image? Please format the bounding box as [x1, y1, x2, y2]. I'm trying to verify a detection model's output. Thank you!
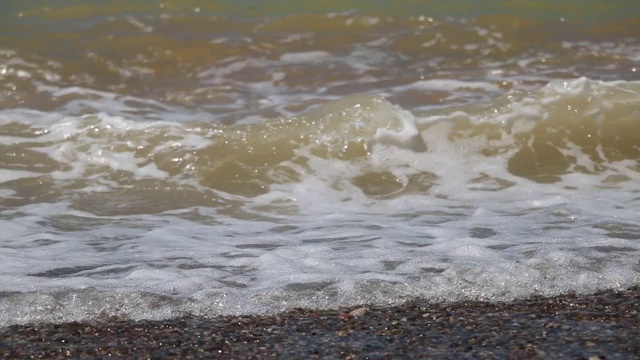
[2, 286, 638, 359]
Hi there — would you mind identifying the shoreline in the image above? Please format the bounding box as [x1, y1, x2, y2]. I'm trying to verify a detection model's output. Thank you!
[1, 287, 638, 359]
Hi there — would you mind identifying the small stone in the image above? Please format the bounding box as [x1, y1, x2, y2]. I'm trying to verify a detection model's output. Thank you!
[349, 307, 369, 318]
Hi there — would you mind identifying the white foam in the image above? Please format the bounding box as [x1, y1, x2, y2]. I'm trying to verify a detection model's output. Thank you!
[1, 79, 640, 327]
[0, 170, 42, 183]
[405, 79, 500, 92]
[280, 51, 333, 63]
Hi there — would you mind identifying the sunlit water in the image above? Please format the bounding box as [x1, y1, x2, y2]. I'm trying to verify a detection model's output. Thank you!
[0, 1, 639, 326]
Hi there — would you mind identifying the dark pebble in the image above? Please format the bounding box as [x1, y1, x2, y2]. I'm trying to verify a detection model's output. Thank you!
[0, 286, 638, 359]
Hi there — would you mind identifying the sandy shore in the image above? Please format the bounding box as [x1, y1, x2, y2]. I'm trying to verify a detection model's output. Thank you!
[1, 287, 638, 359]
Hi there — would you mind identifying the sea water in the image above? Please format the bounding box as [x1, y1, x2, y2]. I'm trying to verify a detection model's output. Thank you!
[0, 1, 639, 327]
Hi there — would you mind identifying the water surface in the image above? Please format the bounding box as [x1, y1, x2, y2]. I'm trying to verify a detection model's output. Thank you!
[0, 1, 639, 326]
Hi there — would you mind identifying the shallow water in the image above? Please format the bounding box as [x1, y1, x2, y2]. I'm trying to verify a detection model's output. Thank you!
[0, 1, 639, 326]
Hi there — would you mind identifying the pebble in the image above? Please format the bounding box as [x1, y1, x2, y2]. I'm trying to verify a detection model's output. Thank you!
[0, 286, 637, 359]
[348, 307, 369, 318]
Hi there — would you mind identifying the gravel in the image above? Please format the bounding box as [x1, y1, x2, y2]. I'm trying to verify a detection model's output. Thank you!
[1, 287, 638, 359]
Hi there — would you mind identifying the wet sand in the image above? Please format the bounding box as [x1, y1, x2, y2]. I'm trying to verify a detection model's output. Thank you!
[1, 287, 638, 359]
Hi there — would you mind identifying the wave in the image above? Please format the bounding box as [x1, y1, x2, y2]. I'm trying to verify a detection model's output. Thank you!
[1, 77, 640, 327]
[1, 78, 639, 214]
